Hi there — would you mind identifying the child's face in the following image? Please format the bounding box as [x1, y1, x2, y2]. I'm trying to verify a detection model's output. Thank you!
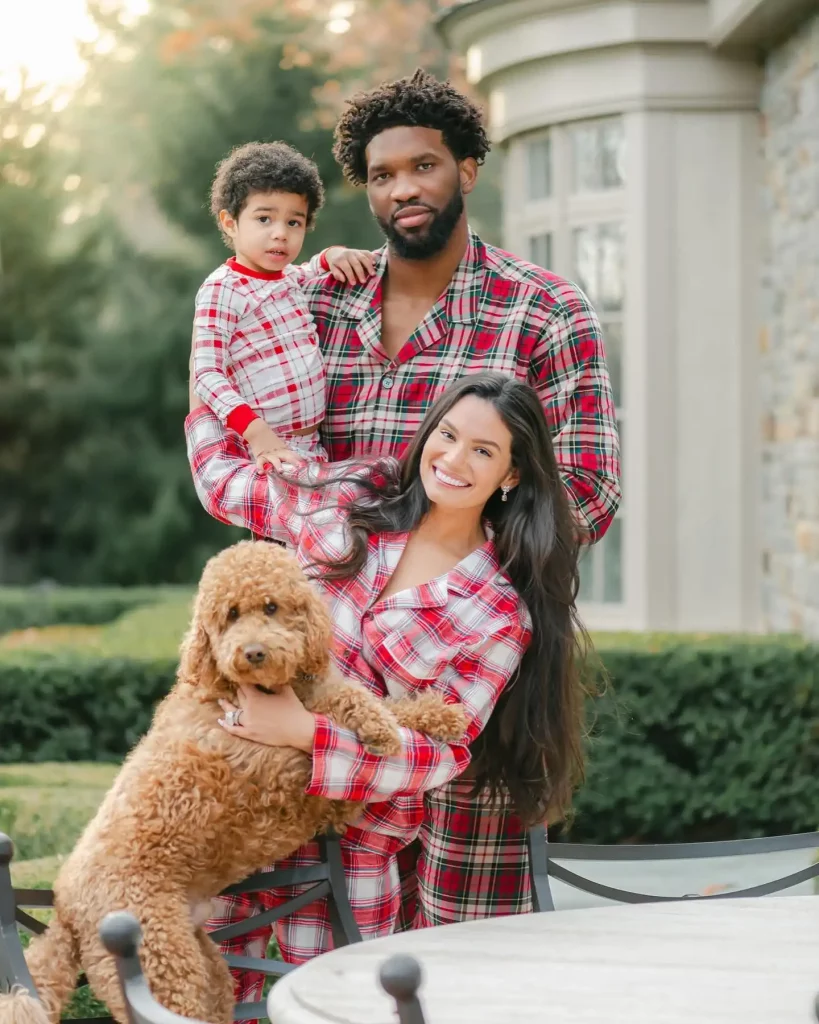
[219, 191, 308, 274]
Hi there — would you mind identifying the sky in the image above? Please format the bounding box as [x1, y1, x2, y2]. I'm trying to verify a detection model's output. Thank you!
[0, 0, 149, 97]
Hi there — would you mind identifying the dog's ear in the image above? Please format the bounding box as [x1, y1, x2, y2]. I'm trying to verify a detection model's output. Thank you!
[297, 593, 333, 677]
[178, 615, 220, 693]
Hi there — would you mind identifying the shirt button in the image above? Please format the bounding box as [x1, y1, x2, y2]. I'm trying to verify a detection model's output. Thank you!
[382, 375, 394, 390]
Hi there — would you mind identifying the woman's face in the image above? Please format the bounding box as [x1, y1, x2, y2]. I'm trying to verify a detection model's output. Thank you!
[420, 396, 519, 512]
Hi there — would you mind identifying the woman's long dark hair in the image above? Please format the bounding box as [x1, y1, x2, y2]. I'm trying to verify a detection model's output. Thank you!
[301, 372, 589, 827]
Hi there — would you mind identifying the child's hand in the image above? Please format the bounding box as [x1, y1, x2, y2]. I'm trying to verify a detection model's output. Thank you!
[326, 247, 376, 285]
[243, 419, 307, 473]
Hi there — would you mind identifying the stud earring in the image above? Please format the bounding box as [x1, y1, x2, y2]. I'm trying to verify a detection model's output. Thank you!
[501, 485, 510, 502]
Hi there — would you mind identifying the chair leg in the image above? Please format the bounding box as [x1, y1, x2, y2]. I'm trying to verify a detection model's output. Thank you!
[0, 834, 39, 999]
[527, 825, 556, 912]
[319, 832, 362, 947]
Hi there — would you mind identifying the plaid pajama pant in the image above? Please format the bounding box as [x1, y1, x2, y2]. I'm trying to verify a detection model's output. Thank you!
[209, 779, 532, 1018]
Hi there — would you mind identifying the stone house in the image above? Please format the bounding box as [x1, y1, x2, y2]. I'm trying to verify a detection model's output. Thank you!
[438, 0, 819, 637]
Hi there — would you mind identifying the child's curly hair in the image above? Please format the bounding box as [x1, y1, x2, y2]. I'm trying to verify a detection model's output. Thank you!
[209, 141, 325, 242]
[332, 68, 491, 186]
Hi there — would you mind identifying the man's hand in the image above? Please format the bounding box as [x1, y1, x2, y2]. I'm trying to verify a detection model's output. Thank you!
[325, 246, 376, 285]
[243, 418, 306, 473]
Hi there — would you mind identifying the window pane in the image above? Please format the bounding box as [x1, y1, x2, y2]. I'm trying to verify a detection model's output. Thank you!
[578, 519, 623, 605]
[600, 119, 626, 188]
[529, 233, 553, 270]
[572, 226, 598, 303]
[570, 117, 625, 192]
[577, 545, 596, 602]
[602, 320, 622, 409]
[572, 222, 624, 312]
[598, 222, 625, 312]
[526, 136, 552, 200]
[602, 516, 623, 603]
[570, 122, 599, 192]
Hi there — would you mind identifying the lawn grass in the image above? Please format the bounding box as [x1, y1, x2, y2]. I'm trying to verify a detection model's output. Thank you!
[0, 763, 118, 862]
[0, 597, 192, 661]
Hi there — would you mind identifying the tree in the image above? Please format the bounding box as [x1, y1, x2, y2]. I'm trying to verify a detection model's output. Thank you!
[0, 0, 499, 584]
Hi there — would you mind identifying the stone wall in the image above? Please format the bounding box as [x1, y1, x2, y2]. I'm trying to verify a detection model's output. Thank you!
[759, 11, 819, 637]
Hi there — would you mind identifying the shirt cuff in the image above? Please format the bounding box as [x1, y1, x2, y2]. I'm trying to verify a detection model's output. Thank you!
[226, 404, 259, 435]
[305, 714, 378, 799]
[319, 249, 333, 272]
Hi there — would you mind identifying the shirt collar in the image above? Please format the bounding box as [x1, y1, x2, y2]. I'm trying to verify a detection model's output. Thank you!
[226, 256, 284, 281]
[373, 534, 505, 611]
[334, 229, 488, 325]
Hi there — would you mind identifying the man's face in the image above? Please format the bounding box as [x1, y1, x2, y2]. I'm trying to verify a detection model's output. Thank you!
[364, 126, 477, 260]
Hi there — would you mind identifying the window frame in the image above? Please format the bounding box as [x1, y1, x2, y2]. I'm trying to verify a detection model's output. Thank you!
[508, 119, 628, 622]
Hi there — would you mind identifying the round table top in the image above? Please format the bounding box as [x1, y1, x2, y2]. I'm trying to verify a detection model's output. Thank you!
[267, 896, 819, 1024]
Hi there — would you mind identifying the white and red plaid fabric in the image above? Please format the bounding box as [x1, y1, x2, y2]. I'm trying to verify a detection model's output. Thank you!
[192, 254, 328, 454]
[305, 233, 621, 542]
[186, 409, 531, 996]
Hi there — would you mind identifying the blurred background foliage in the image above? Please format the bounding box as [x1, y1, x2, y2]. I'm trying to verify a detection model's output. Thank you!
[0, 0, 501, 585]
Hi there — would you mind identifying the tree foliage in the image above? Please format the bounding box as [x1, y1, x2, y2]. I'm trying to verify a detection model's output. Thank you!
[0, 0, 498, 584]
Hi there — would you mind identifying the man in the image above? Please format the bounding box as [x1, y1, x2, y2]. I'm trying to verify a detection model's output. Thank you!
[299, 69, 621, 927]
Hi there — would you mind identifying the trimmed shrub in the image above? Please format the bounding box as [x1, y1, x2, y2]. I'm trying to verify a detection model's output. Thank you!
[0, 586, 191, 636]
[569, 636, 819, 843]
[1, 632, 817, 844]
[0, 653, 176, 763]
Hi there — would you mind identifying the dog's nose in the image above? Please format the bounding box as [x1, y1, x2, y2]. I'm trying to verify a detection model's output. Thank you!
[244, 644, 267, 665]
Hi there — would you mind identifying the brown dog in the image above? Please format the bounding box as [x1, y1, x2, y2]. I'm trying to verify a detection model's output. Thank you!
[1, 541, 466, 1024]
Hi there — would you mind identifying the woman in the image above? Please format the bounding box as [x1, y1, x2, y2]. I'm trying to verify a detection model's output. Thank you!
[185, 370, 586, 1005]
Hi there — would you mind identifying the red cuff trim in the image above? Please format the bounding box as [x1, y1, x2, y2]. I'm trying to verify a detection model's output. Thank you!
[306, 715, 333, 795]
[319, 250, 332, 272]
[226, 405, 260, 435]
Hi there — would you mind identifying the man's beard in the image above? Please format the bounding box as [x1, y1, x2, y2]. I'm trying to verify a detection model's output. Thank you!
[376, 188, 464, 261]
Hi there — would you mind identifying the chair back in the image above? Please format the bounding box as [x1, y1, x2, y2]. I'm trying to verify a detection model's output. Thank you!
[99, 912, 208, 1024]
[379, 954, 427, 1024]
[1, 829, 361, 1023]
[529, 825, 819, 907]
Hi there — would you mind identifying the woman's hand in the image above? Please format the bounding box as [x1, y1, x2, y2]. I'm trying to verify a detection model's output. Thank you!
[218, 684, 317, 753]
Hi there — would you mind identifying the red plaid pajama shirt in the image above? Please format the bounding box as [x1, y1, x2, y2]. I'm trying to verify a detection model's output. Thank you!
[192, 253, 329, 455]
[190, 230, 619, 1001]
[305, 230, 621, 929]
[185, 418, 531, 1002]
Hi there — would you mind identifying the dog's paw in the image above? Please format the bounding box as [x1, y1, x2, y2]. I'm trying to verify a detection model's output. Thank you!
[356, 721, 402, 758]
[387, 693, 469, 743]
[421, 702, 469, 742]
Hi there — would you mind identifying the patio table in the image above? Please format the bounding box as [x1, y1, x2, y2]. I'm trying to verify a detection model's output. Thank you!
[266, 895, 819, 1023]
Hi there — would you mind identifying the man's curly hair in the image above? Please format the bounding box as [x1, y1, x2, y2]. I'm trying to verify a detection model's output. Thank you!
[333, 68, 491, 186]
[209, 141, 325, 242]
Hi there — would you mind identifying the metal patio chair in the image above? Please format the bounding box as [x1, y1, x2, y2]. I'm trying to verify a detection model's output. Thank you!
[527, 825, 819, 910]
[0, 829, 361, 1022]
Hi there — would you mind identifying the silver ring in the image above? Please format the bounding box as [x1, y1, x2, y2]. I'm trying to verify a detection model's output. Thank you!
[225, 708, 243, 728]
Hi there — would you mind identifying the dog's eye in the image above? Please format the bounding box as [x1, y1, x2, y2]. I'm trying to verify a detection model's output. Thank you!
[227, 606, 239, 622]
[263, 602, 277, 617]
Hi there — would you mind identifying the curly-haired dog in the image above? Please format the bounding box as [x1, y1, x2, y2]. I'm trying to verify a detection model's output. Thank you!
[1, 540, 466, 1024]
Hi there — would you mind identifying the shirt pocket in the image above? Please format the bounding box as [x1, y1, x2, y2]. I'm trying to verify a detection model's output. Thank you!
[363, 611, 452, 698]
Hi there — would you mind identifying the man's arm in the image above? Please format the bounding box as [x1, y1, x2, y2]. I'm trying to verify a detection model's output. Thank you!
[531, 285, 622, 544]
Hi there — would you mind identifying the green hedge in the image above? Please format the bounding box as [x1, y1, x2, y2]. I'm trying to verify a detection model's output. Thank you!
[0, 654, 176, 763]
[569, 637, 819, 843]
[1, 636, 817, 844]
[0, 586, 191, 636]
